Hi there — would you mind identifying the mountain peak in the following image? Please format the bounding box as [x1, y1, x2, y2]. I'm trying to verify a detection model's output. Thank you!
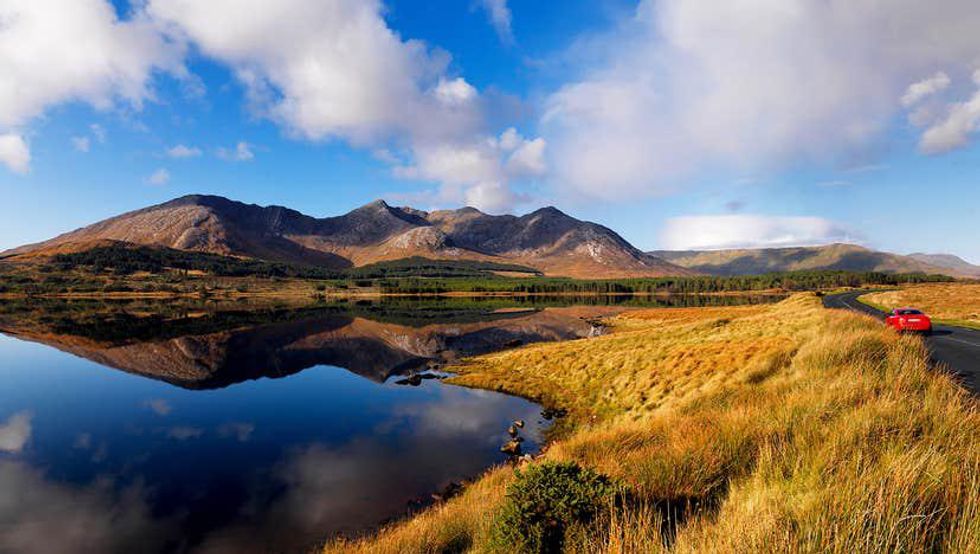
[530, 206, 565, 217]
[363, 199, 390, 209]
[160, 194, 229, 207]
[5, 195, 695, 278]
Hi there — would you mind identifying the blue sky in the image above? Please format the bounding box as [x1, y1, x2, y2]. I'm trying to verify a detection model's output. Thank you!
[1, 0, 978, 262]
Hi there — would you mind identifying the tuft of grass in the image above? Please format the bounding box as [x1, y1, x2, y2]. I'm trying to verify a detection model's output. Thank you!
[861, 283, 980, 329]
[324, 294, 980, 553]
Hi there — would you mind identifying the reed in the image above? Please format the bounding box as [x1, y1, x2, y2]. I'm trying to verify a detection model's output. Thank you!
[324, 294, 979, 553]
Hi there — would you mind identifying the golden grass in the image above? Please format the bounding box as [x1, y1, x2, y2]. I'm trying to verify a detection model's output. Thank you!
[862, 283, 980, 328]
[324, 294, 980, 553]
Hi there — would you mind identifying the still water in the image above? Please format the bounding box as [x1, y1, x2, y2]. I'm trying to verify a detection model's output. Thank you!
[0, 295, 781, 553]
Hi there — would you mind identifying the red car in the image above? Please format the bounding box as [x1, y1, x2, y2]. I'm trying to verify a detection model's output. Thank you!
[885, 308, 932, 335]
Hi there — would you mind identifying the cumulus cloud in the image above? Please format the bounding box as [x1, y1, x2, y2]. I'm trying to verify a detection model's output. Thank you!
[148, 0, 470, 143]
[2, 0, 537, 206]
[542, 0, 980, 199]
[918, 71, 980, 154]
[0, 411, 32, 453]
[0, 0, 184, 169]
[216, 141, 254, 161]
[71, 136, 91, 153]
[506, 137, 547, 177]
[165, 144, 201, 158]
[660, 215, 854, 250]
[393, 127, 544, 211]
[0, 133, 31, 174]
[89, 123, 107, 143]
[146, 168, 170, 186]
[901, 72, 951, 107]
[479, 0, 514, 44]
[434, 77, 478, 107]
[147, 0, 536, 211]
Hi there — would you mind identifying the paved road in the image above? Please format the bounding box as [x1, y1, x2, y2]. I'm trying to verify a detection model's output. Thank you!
[822, 291, 980, 395]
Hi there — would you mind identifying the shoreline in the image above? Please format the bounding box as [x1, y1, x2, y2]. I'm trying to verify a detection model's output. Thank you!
[0, 289, 792, 301]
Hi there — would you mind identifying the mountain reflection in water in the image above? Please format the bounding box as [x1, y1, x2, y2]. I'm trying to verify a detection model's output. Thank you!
[0, 294, 782, 553]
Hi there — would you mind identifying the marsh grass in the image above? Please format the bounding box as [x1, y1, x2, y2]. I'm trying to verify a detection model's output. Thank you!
[862, 283, 980, 328]
[324, 294, 979, 553]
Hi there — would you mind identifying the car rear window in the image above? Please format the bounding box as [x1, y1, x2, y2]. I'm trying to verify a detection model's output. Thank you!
[896, 309, 923, 315]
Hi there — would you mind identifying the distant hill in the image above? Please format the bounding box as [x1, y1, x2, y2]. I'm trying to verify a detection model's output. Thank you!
[3, 195, 692, 279]
[907, 253, 980, 278]
[650, 243, 976, 277]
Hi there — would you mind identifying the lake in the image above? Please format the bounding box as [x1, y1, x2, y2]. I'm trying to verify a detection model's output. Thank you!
[0, 294, 782, 553]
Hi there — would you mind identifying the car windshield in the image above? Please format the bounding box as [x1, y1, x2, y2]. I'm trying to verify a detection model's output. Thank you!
[896, 309, 923, 315]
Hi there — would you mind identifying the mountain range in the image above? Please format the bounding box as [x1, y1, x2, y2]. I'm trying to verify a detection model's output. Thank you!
[2, 195, 690, 278]
[651, 244, 980, 278]
[3, 194, 978, 279]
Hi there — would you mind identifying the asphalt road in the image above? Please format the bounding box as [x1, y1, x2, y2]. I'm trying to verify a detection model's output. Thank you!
[823, 291, 980, 395]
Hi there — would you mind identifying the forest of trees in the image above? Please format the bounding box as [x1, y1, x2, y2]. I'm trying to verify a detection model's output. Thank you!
[50, 246, 539, 280]
[17, 244, 955, 297]
[375, 271, 954, 294]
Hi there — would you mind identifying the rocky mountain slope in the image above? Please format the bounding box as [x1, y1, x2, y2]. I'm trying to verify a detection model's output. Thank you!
[651, 243, 976, 277]
[5, 195, 692, 278]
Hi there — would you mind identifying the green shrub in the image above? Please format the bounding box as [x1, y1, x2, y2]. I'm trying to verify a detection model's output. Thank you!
[492, 461, 619, 553]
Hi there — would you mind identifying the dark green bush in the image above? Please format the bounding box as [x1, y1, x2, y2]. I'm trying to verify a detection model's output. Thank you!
[492, 461, 619, 553]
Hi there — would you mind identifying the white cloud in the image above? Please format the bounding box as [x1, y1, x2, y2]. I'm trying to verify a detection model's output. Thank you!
[434, 77, 477, 107]
[71, 136, 91, 153]
[148, 0, 473, 144]
[0, 411, 32, 453]
[89, 123, 107, 143]
[498, 127, 522, 151]
[542, 0, 980, 200]
[0, 133, 31, 174]
[165, 144, 202, 158]
[392, 127, 543, 211]
[147, 0, 536, 210]
[0, 0, 181, 127]
[479, 0, 514, 44]
[1, 0, 535, 205]
[901, 72, 951, 107]
[506, 137, 547, 177]
[918, 71, 980, 154]
[660, 215, 854, 250]
[216, 141, 254, 161]
[146, 168, 170, 186]
[0, 0, 184, 168]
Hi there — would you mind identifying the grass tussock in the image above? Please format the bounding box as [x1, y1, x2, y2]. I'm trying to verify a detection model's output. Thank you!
[862, 283, 980, 329]
[324, 294, 980, 553]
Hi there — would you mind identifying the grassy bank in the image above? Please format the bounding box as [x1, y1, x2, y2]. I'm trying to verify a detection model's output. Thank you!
[861, 284, 980, 329]
[326, 294, 979, 553]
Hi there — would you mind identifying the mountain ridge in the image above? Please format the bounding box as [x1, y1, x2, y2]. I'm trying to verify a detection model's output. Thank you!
[5, 194, 692, 278]
[651, 243, 979, 278]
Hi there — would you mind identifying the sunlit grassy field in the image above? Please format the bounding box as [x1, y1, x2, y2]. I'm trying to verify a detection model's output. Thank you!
[861, 283, 980, 329]
[326, 294, 979, 553]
